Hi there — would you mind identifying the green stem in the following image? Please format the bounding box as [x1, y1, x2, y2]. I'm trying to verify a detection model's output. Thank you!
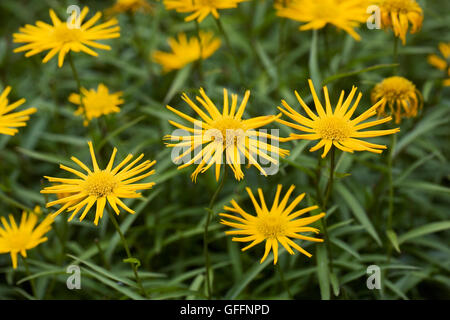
[204, 166, 227, 299]
[194, 20, 204, 82]
[68, 52, 88, 122]
[215, 17, 244, 83]
[22, 257, 37, 299]
[393, 35, 399, 75]
[107, 208, 148, 298]
[386, 134, 396, 261]
[276, 263, 293, 299]
[319, 147, 336, 275]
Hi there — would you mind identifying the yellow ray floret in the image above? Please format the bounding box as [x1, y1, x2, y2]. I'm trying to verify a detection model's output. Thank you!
[68, 83, 124, 125]
[0, 210, 53, 269]
[427, 42, 450, 87]
[371, 76, 422, 124]
[41, 142, 156, 225]
[106, 0, 153, 15]
[0, 86, 37, 136]
[379, 0, 423, 45]
[152, 31, 221, 73]
[13, 7, 120, 67]
[277, 79, 400, 158]
[275, 0, 370, 41]
[164, 88, 289, 182]
[220, 185, 325, 264]
[163, 0, 247, 22]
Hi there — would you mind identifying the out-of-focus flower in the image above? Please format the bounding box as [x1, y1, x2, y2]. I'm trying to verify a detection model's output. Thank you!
[68, 83, 123, 125]
[428, 42, 450, 87]
[0, 86, 37, 136]
[163, 0, 247, 22]
[106, 0, 153, 15]
[152, 31, 221, 73]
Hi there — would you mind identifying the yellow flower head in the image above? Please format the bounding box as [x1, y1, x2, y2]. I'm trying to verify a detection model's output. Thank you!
[371, 76, 422, 124]
[106, 0, 153, 15]
[275, 0, 369, 41]
[163, 0, 247, 22]
[13, 7, 120, 68]
[41, 142, 156, 225]
[69, 83, 124, 125]
[0, 86, 37, 136]
[220, 185, 325, 264]
[278, 79, 400, 158]
[0, 211, 53, 269]
[152, 31, 221, 73]
[164, 88, 289, 182]
[379, 0, 423, 45]
[427, 42, 450, 87]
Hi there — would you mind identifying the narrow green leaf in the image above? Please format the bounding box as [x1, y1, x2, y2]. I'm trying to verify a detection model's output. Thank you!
[398, 221, 450, 245]
[386, 229, 401, 253]
[316, 244, 330, 300]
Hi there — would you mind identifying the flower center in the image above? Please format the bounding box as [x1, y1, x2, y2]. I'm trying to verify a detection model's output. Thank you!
[84, 171, 118, 198]
[376, 76, 416, 102]
[316, 115, 352, 142]
[207, 117, 245, 147]
[257, 215, 286, 239]
[52, 24, 82, 44]
[382, 0, 417, 12]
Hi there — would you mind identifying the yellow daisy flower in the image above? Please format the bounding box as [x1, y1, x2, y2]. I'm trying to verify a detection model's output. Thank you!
[0, 211, 53, 269]
[371, 76, 422, 124]
[379, 0, 423, 45]
[427, 42, 450, 87]
[164, 88, 289, 182]
[41, 142, 156, 225]
[275, 0, 369, 41]
[68, 83, 124, 125]
[13, 7, 120, 68]
[277, 79, 400, 158]
[0, 86, 37, 136]
[106, 0, 153, 15]
[220, 185, 325, 264]
[163, 0, 247, 22]
[152, 31, 221, 73]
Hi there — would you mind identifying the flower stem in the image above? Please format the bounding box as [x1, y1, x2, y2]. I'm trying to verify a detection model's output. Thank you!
[67, 52, 88, 122]
[204, 166, 227, 299]
[107, 208, 148, 298]
[215, 17, 244, 83]
[393, 35, 399, 75]
[276, 263, 293, 299]
[319, 147, 336, 275]
[386, 134, 396, 256]
[195, 20, 204, 82]
[22, 257, 37, 299]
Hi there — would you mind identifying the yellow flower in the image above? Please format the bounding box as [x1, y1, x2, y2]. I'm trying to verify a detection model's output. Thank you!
[13, 7, 120, 68]
[152, 31, 221, 73]
[278, 79, 400, 158]
[371, 76, 422, 124]
[220, 185, 325, 264]
[275, 0, 369, 41]
[106, 0, 153, 15]
[0, 211, 53, 269]
[0, 86, 37, 136]
[164, 88, 289, 182]
[163, 0, 247, 22]
[68, 83, 124, 125]
[427, 42, 450, 87]
[41, 142, 156, 225]
[379, 0, 423, 45]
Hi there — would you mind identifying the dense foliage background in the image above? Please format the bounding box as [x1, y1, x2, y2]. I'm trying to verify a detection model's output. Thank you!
[0, 0, 449, 299]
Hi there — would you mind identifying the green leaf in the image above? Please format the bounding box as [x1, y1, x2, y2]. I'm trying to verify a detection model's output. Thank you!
[316, 244, 330, 300]
[163, 64, 192, 105]
[330, 272, 340, 297]
[398, 221, 450, 245]
[309, 29, 321, 86]
[336, 184, 382, 246]
[330, 237, 361, 260]
[322, 64, 398, 85]
[386, 229, 401, 253]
